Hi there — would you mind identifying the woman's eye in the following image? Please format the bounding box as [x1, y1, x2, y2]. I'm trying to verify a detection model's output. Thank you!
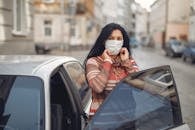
[117, 37, 123, 41]
[108, 37, 114, 40]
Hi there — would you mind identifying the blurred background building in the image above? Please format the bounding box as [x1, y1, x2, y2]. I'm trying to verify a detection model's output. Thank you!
[1, 0, 195, 53]
[189, 0, 195, 41]
[95, 0, 134, 33]
[132, 2, 149, 45]
[0, 0, 33, 53]
[33, 0, 97, 50]
[149, 0, 190, 48]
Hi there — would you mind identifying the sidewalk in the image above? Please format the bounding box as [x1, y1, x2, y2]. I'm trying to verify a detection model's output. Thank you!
[0, 41, 35, 55]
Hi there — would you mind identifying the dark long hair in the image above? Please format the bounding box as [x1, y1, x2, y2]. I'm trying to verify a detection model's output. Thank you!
[84, 23, 131, 66]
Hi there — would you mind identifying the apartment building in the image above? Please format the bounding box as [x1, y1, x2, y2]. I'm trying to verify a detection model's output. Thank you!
[150, 0, 190, 48]
[33, 0, 96, 50]
[0, 0, 33, 43]
[189, 0, 195, 41]
[94, 0, 134, 33]
[133, 3, 149, 42]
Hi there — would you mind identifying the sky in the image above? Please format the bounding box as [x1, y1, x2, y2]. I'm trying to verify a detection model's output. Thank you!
[135, 0, 157, 11]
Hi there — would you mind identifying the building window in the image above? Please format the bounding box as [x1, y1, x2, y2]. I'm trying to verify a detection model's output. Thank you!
[45, 27, 52, 36]
[13, 0, 27, 35]
[43, 0, 55, 3]
[44, 20, 52, 36]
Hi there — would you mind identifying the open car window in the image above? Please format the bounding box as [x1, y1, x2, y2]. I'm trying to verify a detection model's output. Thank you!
[86, 65, 182, 130]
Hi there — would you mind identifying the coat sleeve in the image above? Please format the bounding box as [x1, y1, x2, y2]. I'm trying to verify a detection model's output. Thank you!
[86, 58, 112, 93]
[121, 57, 139, 74]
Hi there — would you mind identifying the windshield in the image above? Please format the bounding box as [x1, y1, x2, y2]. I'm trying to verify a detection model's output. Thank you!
[0, 75, 44, 130]
[170, 41, 181, 46]
[86, 66, 182, 130]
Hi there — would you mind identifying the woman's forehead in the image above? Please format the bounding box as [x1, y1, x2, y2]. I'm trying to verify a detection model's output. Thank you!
[110, 29, 122, 36]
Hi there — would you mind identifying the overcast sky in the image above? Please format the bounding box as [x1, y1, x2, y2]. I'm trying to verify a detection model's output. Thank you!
[135, 0, 157, 11]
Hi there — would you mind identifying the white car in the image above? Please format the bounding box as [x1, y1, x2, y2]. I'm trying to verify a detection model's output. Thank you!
[0, 55, 190, 130]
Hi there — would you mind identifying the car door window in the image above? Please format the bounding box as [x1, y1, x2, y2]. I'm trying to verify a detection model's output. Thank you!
[63, 62, 91, 109]
[159, 74, 172, 83]
[50, 70, 76, 130]
[86, 66, 182, 130]
[0, 75, 44, 130]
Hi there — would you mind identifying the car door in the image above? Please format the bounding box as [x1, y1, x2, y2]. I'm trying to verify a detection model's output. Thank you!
[62, 61, 91, 129]
[86, 65, 190, 130]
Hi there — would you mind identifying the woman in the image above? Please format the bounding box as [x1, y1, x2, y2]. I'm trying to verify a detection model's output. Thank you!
[84, 23, 139, 118]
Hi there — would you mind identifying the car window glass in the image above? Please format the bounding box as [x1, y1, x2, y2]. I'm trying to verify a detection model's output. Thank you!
[159, 74, 172, 83]
[0, 75, 44, 130]
[63, 62, 91, 108]
[149, 71, 165, 80]
[50, 71, 75, 130]
[172, 41, 181, 46]
[86, 66, 182, 130]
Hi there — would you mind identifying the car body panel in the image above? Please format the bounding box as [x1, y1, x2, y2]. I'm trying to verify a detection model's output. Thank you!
[0, 55, 77, 76]
[170, 124, 190, 130]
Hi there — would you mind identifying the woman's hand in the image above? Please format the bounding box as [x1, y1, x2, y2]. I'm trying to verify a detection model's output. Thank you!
[102, 49, 112, 61]
[120, 47, 129, 61]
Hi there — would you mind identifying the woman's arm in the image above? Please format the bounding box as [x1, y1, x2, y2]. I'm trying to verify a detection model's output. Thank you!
[86, 58, 112, 93]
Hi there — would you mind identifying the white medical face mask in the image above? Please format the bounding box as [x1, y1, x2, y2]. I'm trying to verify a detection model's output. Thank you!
[105, 40, 123, 55]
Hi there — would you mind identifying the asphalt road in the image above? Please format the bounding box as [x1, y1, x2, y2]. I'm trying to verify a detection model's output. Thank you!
[52, 46, 195, 129]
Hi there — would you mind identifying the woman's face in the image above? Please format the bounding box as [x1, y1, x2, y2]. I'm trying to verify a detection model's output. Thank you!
[108, 29, 123, 41]
[105, 29, 124, 55]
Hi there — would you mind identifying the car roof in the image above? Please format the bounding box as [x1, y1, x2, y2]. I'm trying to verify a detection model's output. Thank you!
[0, 55, 79, 77]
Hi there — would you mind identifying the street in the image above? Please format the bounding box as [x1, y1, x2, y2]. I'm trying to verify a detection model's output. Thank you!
[132, 47, 195, 130]
[133, 48, 195, 130]
[53, 46, 195, 129]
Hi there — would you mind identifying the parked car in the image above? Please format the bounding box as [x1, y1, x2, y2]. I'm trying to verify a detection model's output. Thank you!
[140, 36, 155, 48]
[129, 37, 139, 48]
[164, 39, 185, 57]
[35, 43, 60, 54]
[0, 55, 190, 130]
[182, 42, 195, 63]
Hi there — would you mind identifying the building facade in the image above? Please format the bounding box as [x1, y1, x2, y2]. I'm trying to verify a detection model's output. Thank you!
[0, 0, 33, 43]
[150, 0, 190, 48]
[189, 0, 195, 41]
[94, 0, 134, 34]
[133, 3, 149, 43]
[33, 0, 96, 50]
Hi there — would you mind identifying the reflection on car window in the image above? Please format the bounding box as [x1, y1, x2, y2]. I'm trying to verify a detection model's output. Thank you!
[0, 75, 44, 130]
[171, 41, 181, 46]
[63, 62, 91, 108]
[159, 74, 172, 83]
[87, 66, 182, 130]
[149, 71, 165, 80]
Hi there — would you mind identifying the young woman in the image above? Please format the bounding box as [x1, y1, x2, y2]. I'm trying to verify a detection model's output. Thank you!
[84, 23, 139, 118]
